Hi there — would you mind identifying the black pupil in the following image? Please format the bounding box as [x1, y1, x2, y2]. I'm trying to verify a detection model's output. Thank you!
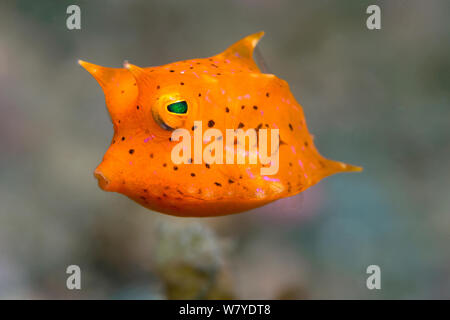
[167, 101, 188, 114]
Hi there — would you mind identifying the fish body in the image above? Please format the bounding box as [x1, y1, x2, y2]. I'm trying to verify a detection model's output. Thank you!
[79, 32, 361, 217]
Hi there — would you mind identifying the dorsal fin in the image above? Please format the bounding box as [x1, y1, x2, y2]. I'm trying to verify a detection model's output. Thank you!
[219, 31, 265, 71]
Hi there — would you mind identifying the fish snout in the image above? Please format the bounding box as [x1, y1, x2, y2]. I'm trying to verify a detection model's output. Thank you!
[94, 163, 121, 192]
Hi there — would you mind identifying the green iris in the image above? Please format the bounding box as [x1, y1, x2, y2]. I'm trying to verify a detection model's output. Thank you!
[167, 101, 188, 114]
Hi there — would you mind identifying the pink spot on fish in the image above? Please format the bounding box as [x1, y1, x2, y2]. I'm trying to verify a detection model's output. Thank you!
[263, 176, 280, 182]
[205, 90, 211, 103]
[298, 159, 305, 169]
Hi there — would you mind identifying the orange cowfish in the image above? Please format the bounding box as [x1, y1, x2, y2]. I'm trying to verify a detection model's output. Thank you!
[79, 32, 361, 217]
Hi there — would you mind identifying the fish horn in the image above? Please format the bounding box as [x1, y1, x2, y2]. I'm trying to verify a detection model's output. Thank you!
[78, 60, 123, 89]
[124, 62, 153, 88]
[219, 31, 265, 72]
[78, 59, 138, 117]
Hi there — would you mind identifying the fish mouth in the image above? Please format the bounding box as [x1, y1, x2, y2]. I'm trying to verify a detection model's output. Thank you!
[94, 169, 110, 190]
[94, 164, 122, 192]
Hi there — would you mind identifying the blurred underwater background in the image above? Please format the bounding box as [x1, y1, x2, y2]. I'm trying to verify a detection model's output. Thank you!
[0, 0, 450, 299]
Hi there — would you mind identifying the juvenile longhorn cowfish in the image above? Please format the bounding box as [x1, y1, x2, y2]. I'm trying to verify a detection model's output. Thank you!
[79, 32, 361, 217]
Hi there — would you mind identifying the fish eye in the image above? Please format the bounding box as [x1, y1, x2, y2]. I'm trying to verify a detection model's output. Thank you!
[167, 101, 188, 114]
[152, 95, 190, 131]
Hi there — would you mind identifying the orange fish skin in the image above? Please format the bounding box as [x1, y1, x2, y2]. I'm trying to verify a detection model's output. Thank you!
[79, 31, 361, 217]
